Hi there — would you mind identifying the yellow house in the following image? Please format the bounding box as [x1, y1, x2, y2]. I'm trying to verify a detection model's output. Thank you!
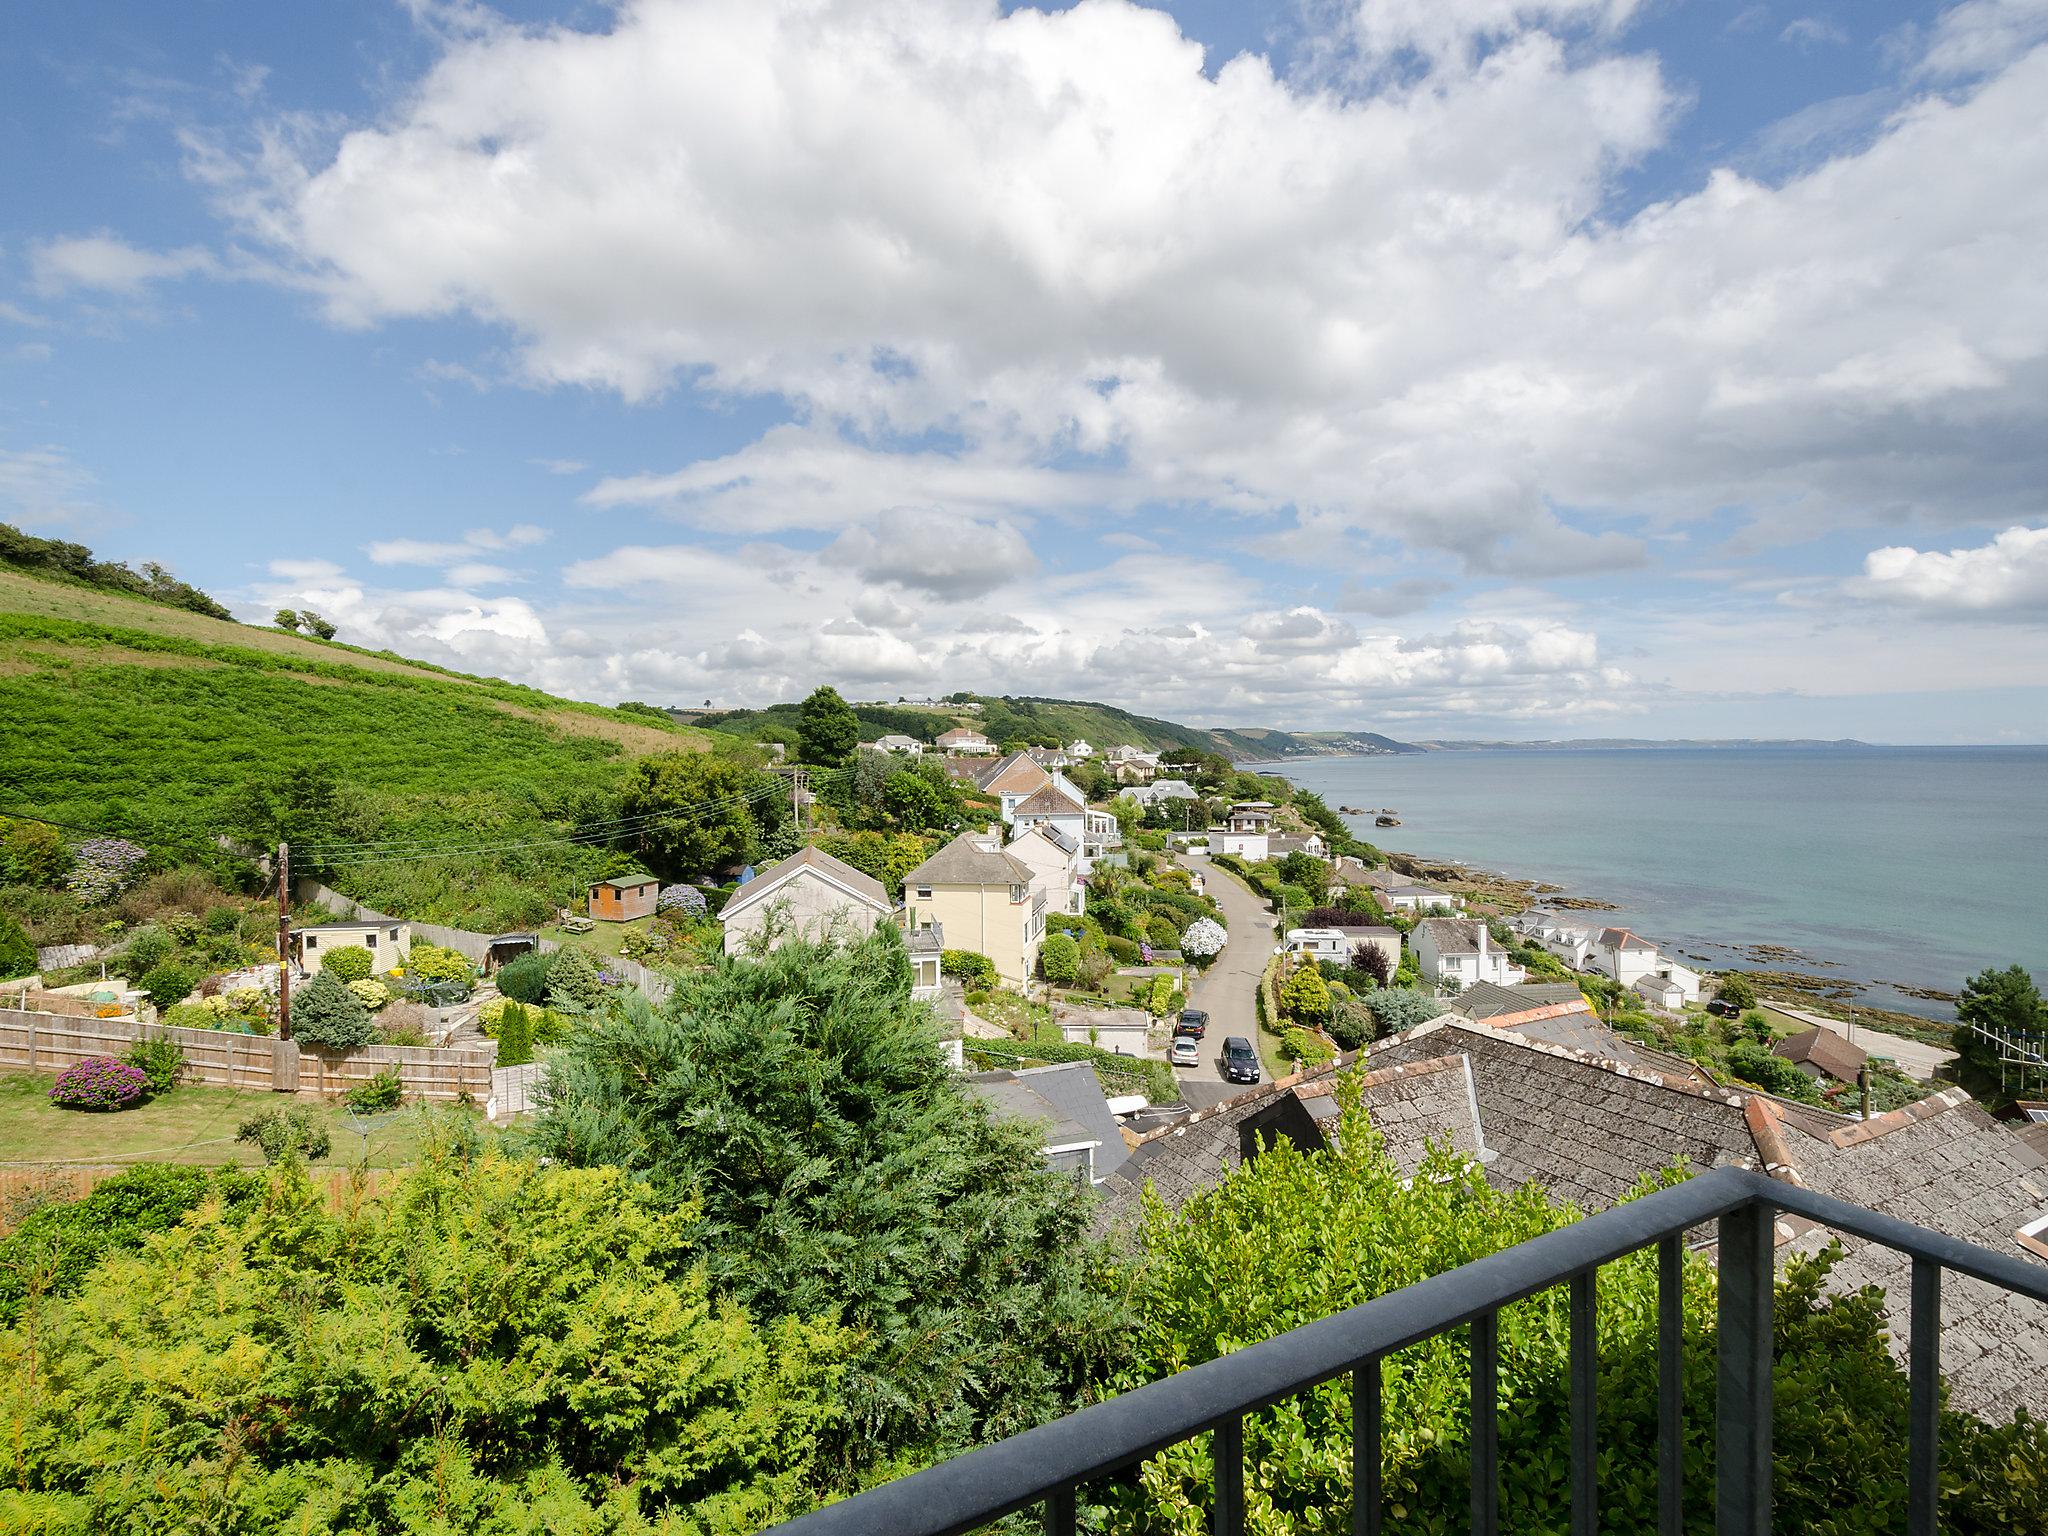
[901, 831, 1045, 987]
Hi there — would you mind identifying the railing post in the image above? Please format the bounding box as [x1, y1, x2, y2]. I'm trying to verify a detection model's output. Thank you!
[1716, 1200, 1774, 1536]
[1908, 1259, 1942, 1536]
[1214, 1415, 1244, 1536]
[1570, 1270, 1597, 1536]
[1658, 1234, 1683, 1536]
[1472, 1312, 1499, 1536]
[1353, 1357, 1382, 1536]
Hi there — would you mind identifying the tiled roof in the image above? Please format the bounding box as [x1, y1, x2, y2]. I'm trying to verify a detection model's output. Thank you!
[1416, 917, 1484, 954]
[968, 1063, 1130, 1182]
[1773, 1025, 1868, 1083]
[1449, 981, 1588, 1022]
[904, 831, 1034, 888]
[980, 751, 1051, 794]
[718, 845, 889, 916]
[1596, 927, 1657, 950]
[1013, 783, 1084, 816]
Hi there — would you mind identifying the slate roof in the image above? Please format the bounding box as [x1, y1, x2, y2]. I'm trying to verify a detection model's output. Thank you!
[1416, 917, 1484, 954]
[1765, 1093, 2048, 1420]
[717, 845, 889, 917]
[1013, 783, 1085, 816]
[1773, 1025, 1868, 1084]
[1449, 981, 1588, 1022]
[904, 831, 1035, 889]
[968, 1062, 1130, 1183]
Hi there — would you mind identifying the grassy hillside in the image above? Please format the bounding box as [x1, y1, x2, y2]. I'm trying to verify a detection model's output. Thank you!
[0, 566, 739, 927]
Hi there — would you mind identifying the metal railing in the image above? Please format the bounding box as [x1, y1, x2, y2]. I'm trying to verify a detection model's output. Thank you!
[764, 1164, 2048, 1536]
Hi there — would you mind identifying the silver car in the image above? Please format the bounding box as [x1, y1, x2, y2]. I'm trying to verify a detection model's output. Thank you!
[1169, 1034, 1201, 1068]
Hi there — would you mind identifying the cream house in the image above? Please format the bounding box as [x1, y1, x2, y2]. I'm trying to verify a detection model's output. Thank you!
[902, 831, 1046, 987]
[719, 847, 892, 956]
[1006, 822, 1086, 917]
[290, 919, 411, 976]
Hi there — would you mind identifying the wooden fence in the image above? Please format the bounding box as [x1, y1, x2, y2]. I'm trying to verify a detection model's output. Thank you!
[0, 1010, 492, 1103]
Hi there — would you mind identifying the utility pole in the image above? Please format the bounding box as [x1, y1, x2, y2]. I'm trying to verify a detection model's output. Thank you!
[275, 841, 292, 1041]
[792, 768, 809, 840]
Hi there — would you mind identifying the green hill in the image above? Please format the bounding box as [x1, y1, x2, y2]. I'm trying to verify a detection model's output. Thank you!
[0, 562, 742, 929]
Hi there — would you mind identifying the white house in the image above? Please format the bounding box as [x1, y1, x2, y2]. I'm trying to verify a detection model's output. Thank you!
[1385, 884, 1463, 913]
[1067, 738, 1095, 759]
[1411, 917, 1525, 993]
[1633, 973, 1687, 1011]
[1212, 801, 1275, 860]
[874, 734, 924, 757]
[1006, 822, 1086, 917]
[1588, 927, 1663, 988]
[719, 847, 893, 956]
[1010, 783, 1090, 849]
[1267, 831, 1328, 861]
[1516, 909, 1598, 969]
[1129, 778, 1200, 806]
[937, 727, 997, 756]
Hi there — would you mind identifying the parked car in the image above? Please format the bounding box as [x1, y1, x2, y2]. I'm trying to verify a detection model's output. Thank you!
[1222, 1035, 1260, 1084]
[1706, 998, 1741, 1019]
[1176, 1008, 1209, 1039]
[1169, 1035, 1202, 1068]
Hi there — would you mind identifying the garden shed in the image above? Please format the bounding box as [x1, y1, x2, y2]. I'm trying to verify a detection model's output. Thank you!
[290, 920, 411, 976]
[587, 874, 661, 922]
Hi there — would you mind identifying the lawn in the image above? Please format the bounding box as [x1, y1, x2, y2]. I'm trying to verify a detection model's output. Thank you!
[0, 1073, 484, 1168]
[540, 915, 658, 960]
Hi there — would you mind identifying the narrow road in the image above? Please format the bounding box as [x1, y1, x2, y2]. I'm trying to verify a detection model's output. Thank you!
[1765, 999, 1957, 1082]
[1178, 853, 1279, 1108]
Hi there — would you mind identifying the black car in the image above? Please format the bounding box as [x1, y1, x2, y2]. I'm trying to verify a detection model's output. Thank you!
[1706, 998, 1741, 1018]
[1221, 1035, 1260, 1084]
[1176, 1008, 1209, 1039]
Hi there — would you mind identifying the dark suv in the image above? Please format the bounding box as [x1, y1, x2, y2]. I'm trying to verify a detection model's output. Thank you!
[1176, 1008, 1209, 1039]
[1221, 1035, 1260, 1085]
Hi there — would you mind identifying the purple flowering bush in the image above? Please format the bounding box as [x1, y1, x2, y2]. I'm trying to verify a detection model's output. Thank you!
[50, 1057, 151, 1111]
[66, 838, 149, 904]
[656, 883, 707, 918]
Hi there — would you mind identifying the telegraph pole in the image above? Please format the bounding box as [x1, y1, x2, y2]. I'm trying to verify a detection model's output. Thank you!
[276, 841, 292, 1041]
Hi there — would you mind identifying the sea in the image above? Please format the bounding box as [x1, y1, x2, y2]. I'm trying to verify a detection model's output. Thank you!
[1268, 746, 2048, 1022]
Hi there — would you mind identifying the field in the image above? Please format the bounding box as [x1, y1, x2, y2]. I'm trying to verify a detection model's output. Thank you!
[0, 1072, 474, 1168]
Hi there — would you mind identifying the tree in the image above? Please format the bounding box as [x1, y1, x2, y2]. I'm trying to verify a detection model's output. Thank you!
[1956, 964, 2046, 1081]
[1363, 986, 1440, 1036]
[0, 913, 33, 981]
[545, 944, 606, 1012]
[1715, 972, 1758, 1012]
[528, 932, 1130, 1479]
[797, 684, 859, 765]
[230, 763, 376, 877]
[0, 815, 70, 886]
[1110, 794, 1143, 837]
[619, 751, 765, 879]
[289, 969, 378, 1050]
[138, 961, 197, 1012]
[1040, 932, 1081, 985]
[298, 610, 337, 640]
[272, 608, 301, 631]
[883, 768, 952, 831]
[1277, 850, 1330, 902]
[496, 1001, 535, 1067]
[1349, 941, 1393, 987]
[1280, 963, 1332, 1023]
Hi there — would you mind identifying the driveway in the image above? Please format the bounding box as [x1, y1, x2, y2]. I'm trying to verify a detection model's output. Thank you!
[1177, 853, 1280, 1108]
[1765, 999, 1958, 1082]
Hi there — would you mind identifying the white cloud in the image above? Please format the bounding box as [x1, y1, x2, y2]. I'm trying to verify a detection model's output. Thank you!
[1242, 606, 1360, 652]
[267, 557, 346, 581]
[364, 522, 549, 582]
[29, 234, 218, 297]
[1914, 0, 2048, 79]
[445, 561, 521, 585]
[1851, 525, 2048, 615]
[1780, 17, 1847, 48]
[0, 446, 105, 530]
[529, 456, 587, 475]
[828, 507, 1037, 599]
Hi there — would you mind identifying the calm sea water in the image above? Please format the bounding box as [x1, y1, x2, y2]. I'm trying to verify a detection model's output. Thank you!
[1271, 747, 2048, 1021]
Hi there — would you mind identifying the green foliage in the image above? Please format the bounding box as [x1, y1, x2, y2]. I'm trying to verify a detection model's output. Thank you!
[0, 1162, 261, 1324]
[0, 815, 70, 886]
[123, 923, 174, 973]
[1144, 912, 1181, 950]
[1040, 932, 1082, 985]
[546, 944, 607, 1012]
[125, 1033, 185, 1096]
[1726, 1040, 1827, 1104]
[0, 912, 32, 980]
[940, 948, 998, 988]
[529, 934, 1131, 1483]
[403, 942, 476, 986]
[234, 1104, 333, 1163]
[137, 959, 197, 1011]
[0, 520, 232, 618]
[1955, 963, 2045, 1082]
[813, 830, 940, 898]
[497, 1001, 536, 1067]
[1363, 987, 1440, 1036]
[319, 942, 374, 981]
[290, 969, 379, 1051]
[620, 750, 767, 880]
[1326, 997, 1374, 1050]
[1280, 963, 1333, 1023]
[1145, 973, 1178, 1018]
[1281, 1026, 1335, 1066]
[1277, 850, 1329, 902]
[1716, 972, 1759, 1012]
[0, 1153, 851, 1531]
[1105, 935, 1142, 964]
[344, 1066, 405, 1112]
[967, 1037, 1179, 1106]
[797, 684, 861, 765]
[496, 948, 554, 1004]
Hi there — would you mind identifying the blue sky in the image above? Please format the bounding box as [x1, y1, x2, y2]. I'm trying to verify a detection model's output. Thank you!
[5, 0, 2047, 740]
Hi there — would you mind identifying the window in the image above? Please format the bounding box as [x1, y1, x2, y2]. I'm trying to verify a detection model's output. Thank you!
[364, 932, 377, 947]
[916, 887, 932, 901]
[304, 935, 318, 949]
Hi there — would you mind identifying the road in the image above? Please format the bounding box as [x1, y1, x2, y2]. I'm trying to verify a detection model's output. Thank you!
[1177, 853, 1280, 1108]
[1765, 999, 1958, 1082]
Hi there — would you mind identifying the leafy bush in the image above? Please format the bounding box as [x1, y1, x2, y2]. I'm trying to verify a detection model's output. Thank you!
[346, 977, 393, 1011]
[344, 1068, 404, 1112]
[1716, 972, 1758, 1011]
[1105, 935, 1142, 964]
[1281, 1026, 1335, 1066]
[49, 1056, 151, 1110]
[1040, 932, 1081, 985]
[0, 1163, 261, 1324]
[123, 924, 174, 974]
[0, 912, 32, 981]
[404, 942, 476, 986]
[1144, 913, 1180, 950]
[1179, 916, 1226, 959]
[289, 969, 378, 1051]
[138, 960, 197, 1011]
[126, 1033, 185, 1096]
[496, 1002, 535, 1067]
[376, 1001, 432, 1046]
[65, 836, 148, 903]
[1327, 997, 1374, 1050]
[495, 948, 553, 1004]
[940, 948, 998, 988]
[235, 1105, 332, 1163]
[657, 882, 709, 917]
[1726, 1040, 1825, 1104]
[544, 944, 606, 1011]
[203, 904, 241, 934]
[1363, 986, 1441, 1036]
[619, 926, 670, 961]
[318, 943, 374, 982]
[1280, 963, 1333, 1023]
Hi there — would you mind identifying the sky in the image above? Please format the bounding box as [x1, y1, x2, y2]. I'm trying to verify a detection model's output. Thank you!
[4, 0, 2048, 742]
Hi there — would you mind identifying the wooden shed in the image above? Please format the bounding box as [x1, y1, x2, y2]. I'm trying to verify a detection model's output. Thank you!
[588, 874, 661, 922]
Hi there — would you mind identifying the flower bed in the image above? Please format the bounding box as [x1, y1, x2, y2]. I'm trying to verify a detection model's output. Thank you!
[49, 1056, 151, 1111]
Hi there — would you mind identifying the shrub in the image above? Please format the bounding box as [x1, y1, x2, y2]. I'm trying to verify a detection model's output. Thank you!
[1179, 917, 1226, 960]
[657, 882, 708, 918]
[138, 960, 197, 1011]
[545, 944, 606, 1011]
[344, 1068, 404, 1113]
[1105, 935, 1142, 964]
[1362, 986, 1441, 1036]
[1039, 933, 1081, 985]
[940, 949, 998, 988]
[1716, 973, 1758, 1011]
[619, 927, 671, 961]
[1280, 963, 1333, 1023]
[1326, 997, 1374, 1050]
[49, 1057, 150, 1110]
[1281, 1026, 1335, 1066]
[235, 1105, 332, 1163]
[1726, 1040, 1825, 1104]
[1144, 913, 1180, 950]
[406, 943, 476, 986]
[347, 977, 394, 1011]
[320, 944, 374, 982]
[122, 925, 173, 973]
[0, 913, 32, 981]
[377, 1002, 432, 1046]
[203, 904, 241, 934]
[65, 837, 147, 903]
[126, 1034, 184, 1096]
[289, 969, 379, 1051]
[495, 949, 553, 1004]
[497, 1002, 535, 1068]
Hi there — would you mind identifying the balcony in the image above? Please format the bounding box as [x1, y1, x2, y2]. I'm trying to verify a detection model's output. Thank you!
[763, 1165, 2048, 1536]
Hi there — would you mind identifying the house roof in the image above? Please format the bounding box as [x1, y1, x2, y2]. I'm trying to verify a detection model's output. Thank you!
[980, 751, 1051, 795]
[936, 727, 990, 743]
[591, 873, 660, 891]
[1417, 917, 1484, 954]
[874, 734, 922, 749]
[968, 1062, 1130, 1182]
[1634, 973, 1686, 995]
[293, 919, 402, 932]
[1449, 981, 1588, 1022]
[717, 845, 890, 920]
[1773, 1025, 1868, 1082]
[1012, 783, 1085, 817]
[1597, 926, 1657, 950]
[904, 922, 945, 955]
[904, 831, 1035, 888]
